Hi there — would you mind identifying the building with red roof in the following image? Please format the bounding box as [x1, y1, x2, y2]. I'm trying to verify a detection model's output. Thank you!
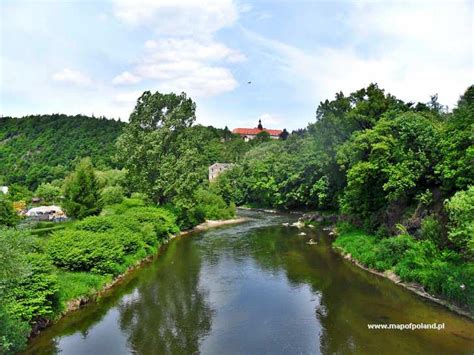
[232, 120, 282, 141]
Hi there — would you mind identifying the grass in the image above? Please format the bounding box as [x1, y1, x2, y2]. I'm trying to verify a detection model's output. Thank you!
[333, 223, 473, 312]
[56, 271, 112, 308]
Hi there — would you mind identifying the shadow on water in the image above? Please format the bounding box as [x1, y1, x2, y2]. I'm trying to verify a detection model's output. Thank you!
[24, 210, 474, 354]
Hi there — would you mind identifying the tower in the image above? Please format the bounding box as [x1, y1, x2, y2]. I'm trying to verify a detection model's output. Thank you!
[257, 119, 263, 130]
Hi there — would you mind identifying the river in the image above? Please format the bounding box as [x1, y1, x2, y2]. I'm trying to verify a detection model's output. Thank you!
[24, 211, 474, 354]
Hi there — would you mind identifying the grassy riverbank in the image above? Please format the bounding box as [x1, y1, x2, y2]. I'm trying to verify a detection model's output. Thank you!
[333, 224, 473, 316]
[0, 196, 238, 354]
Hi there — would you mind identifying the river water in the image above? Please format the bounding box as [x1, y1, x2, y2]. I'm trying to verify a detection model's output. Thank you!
[24, 211, 474, 354]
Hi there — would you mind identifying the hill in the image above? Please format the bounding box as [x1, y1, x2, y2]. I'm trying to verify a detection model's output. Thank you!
[0, 114, 125, 189]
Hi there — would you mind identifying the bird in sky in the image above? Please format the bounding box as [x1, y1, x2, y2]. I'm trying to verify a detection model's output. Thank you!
[247, 81, 252, 84]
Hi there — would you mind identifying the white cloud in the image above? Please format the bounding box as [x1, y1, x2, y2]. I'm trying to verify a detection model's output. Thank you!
[112, 71, 142, 85]
[259, 113, 282, 127]
[142, 38, 246, 63]
[114, 90, 143, 104]
[52, 68, 92, 86]
[144, 40, 157, 49]
[111, 1, 244, 98]
[123, 38, 242, 97]
[244, 0, 473, 108]
[113, 0, 238, 37]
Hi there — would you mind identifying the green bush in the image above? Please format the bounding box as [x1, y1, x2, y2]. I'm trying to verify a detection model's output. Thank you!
[101, 186, 124, 205]
[4, 253, 60, 322]
[0, 304, 30, 354]
[47, 230, 125, 275]
[35, 183, 61, 204]
[47, 203, 179, 275]
[194, 187, 235, 220]
[420, 216, 443, 246]
[0, 199, 18, 227]
[335, 225, 473, 311]
[101, 197, 146, 215]
[333, 229, 378, 268]
[374, 234, 415, 271]
[445, 186, 474, 258]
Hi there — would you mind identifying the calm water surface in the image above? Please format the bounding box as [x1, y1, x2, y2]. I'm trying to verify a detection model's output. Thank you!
[25, 211, 474, 354]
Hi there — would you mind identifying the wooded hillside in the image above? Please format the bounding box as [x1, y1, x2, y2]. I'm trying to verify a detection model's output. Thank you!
[0, 114, 125, 189]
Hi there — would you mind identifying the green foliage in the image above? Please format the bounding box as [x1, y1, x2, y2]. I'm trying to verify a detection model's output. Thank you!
[5, 253, 59, 321]
[0, 198, 181, 351]
[35, 183, 61, 203]
[445, 186, 474, 258]
[0, 114, 124, 189]
[56, 272, 111, 305]
[337, 111, 441, 224]
[0, 235, 60, 353]
[7, 184, 33, 202]
[47, 203, 179, 275]
[194, 187, 236, 220]
[117, 91, 198, 204]
[117, 92, 248, 226]
[335, 226, 473, 311]
[63, 158, 103, 219]
[0, 199, 18, 227]
[47, 230, 127, 274]
[420, 216, 443, 245]
[417, 189, 434, 207]
[0, 304, 30, 354]
[254, 130, 271, 143]
[101, 185, 125, 205]
[436, 86, 474, 191]
[0, 229, 38, 354]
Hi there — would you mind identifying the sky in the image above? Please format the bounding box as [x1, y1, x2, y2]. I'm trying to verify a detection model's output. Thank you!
[1, 0, 473, 131]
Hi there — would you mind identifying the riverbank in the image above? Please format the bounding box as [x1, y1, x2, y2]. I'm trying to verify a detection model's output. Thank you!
[331, 227, 473, 320]
[32, 216, 249, 339]
[178, 217, 249, 235]
[335, 247, 473, 320]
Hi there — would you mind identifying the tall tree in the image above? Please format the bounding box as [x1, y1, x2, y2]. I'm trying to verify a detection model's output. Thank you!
[117, 91, 198, 204]
[63, 158, 102, 219]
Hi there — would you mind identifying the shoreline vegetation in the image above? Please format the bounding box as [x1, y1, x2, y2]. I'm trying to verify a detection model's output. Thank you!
[1, 86, 473, 353]
[335, 246, 473, 320]
[39, 215, 249, 336]
[331, 225, 473, 320]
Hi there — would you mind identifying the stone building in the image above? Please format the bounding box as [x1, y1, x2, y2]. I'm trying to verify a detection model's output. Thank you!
[209, 163, 234, 181]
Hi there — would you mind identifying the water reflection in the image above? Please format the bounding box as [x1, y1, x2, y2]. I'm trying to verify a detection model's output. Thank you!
[24, 211, 474, 354]
[117, 241, 213, 353]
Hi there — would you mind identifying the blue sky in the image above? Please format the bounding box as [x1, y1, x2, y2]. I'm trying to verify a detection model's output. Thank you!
[1, 0, 472, 130]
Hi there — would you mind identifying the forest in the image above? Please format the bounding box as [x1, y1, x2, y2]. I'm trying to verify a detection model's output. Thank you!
[0, 84, 472, 353]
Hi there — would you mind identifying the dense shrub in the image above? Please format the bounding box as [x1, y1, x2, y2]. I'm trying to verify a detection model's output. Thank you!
[194, 187, 236, 221]
[0, 199, 18, 227]
[445, 186, 474, 258]
[420, 216, 443, 246]
[335, 226, 473, 311]
[5, 253, 60, 321]
[47, 203, 179, 275]
[101, 186, 125, 205]
[374, 234, 415, 271]
[47, 230, 126, 274]
[0, 229, 48, 354]
[0, 304, 30, 354]
[101, 197, 146, 215]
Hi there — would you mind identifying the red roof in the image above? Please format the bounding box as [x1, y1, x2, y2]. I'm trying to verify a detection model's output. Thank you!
[233, 128, 282, 136]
